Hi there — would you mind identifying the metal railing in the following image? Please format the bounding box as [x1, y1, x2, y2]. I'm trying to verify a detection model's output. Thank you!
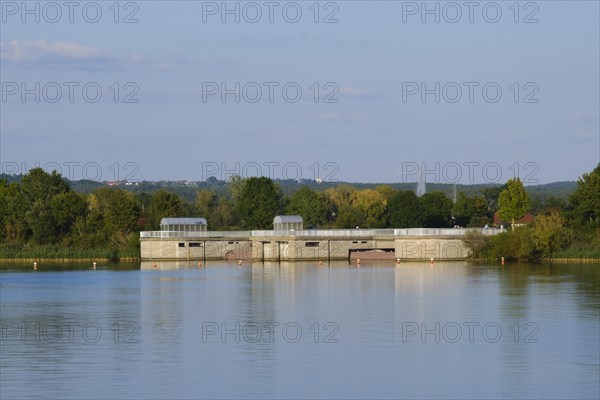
[141, 227, 502, 239]
[140, 231, 251, 239]
[251, 229, 397, 237]
[394, 228, 501, 236]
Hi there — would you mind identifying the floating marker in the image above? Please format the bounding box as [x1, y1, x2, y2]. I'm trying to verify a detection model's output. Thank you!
[198, 261, 203, 268]
[33, 261, 37, 270]
[430, 257, 434, 264]
[395, 258, 400, 264]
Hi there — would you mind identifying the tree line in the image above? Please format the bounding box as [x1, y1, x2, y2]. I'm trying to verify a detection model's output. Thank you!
[0, 164, 598, 260]
[464, 164, 600, 260]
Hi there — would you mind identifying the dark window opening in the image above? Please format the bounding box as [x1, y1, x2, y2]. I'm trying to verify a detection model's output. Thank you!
[189, 242, 201, 247]
[178, 243, 185, 247]
[305, 242, 320, 247]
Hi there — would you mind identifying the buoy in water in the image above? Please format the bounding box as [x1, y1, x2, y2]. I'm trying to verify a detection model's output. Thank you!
[92, 262, 97, 270]
[152, 262, 157, 268]
[395, 258, 400, 264]
[33, 261, 37, 270]
[501, 256, 505, 265]
[198, 261, 203, 268]
[430, 257, 434, 264]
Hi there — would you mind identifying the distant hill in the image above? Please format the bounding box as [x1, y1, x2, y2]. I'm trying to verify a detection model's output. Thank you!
[1, 173, 578, 202]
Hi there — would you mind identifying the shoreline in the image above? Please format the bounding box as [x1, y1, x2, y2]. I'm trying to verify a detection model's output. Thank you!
[542, 258, 600, 263]
[1, 257, 598, 264]
[0, 257, 140, 263]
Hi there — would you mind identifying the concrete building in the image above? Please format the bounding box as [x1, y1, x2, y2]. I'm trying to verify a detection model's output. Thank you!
[140, 222, 502, 262]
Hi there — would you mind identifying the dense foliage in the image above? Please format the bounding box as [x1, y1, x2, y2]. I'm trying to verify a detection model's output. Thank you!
[463, 164, 600, 260]
[1, 164, 598, 260]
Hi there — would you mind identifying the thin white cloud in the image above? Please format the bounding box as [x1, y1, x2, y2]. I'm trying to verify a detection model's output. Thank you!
[1, 39, 192, 71]
[0, 39, 102, 62]
[338, 86, 381, 99]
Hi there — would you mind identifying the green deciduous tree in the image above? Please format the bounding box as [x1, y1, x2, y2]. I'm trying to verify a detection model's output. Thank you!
[452, 192, 474, 227]
[212, 197, 236, 230]
[98, 189, 141, 234]
[420, 191, 453, 228]
[20, 168, 70, 203]
[325, 184, 356, 210]
[387, 190, 425, 228]
[19, 168, 72, 244]
[569, 163, 600, 228]
[335, 205, 366, 229]
[236, 177, 284, 229]
[196, 190, 217, 217]
[353, 189, 387, 228]
[498, 178, 530, 229]
[50, 192, 87, 237]
[529, 211, 572, 259]
[286, 186, 331, 227]
[146, 189, 188, 229]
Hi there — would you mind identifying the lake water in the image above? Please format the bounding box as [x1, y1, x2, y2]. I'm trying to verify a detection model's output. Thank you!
[1, 261, 598, 399]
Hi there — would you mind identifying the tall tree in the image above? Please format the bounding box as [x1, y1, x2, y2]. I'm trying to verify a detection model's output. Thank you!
[387, 190, 425, 228]
[325, 184, 356, 210]
[236, 177, 284, 229]
[19, 168, 71, 243]
[353, 189, 387, 228]
[286, 186, 331, 227]
[196, 190, 217, 224]
[452, 192, 474, 227]
[335, 205, 366, 228]
[50, 192, 87, 237]
[497, 178, 531, 229]
[568, 163, 600, 228]
[481, 185, 505, 212]
[529, 211, 572, 259]
[212, 197, 235, 230]
[20, 168, 70, 203]
[420, 191, 453, 228]
[146, 189, 187, 229]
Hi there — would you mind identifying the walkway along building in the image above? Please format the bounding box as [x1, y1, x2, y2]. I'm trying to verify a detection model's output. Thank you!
[140, 217, 502, 261]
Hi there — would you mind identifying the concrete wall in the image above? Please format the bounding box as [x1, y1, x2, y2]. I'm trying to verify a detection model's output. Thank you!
[141, 239, 253, 261]
[141, 235, 468, 261]
[395, 237, 469, 260]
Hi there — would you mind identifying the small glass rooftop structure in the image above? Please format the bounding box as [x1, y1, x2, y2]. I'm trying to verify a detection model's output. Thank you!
[273, 215, 303, 231]
[160, 218, 207, 232]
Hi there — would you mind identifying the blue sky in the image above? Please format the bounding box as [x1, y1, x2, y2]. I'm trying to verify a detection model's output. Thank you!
[1, 1, 599, 184]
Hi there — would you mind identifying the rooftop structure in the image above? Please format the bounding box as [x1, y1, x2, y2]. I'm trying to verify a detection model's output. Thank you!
[273, 215, 303, 231]
[160, 217, 207, 232]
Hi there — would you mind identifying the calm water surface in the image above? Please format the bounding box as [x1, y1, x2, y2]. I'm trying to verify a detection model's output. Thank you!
[1, 261, 598, 399]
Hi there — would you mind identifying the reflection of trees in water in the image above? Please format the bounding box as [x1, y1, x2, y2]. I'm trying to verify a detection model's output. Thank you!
[497, 263, 600, 314]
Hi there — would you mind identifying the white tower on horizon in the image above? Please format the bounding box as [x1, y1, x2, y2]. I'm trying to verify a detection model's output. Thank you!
[416, 162, 426, 197]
